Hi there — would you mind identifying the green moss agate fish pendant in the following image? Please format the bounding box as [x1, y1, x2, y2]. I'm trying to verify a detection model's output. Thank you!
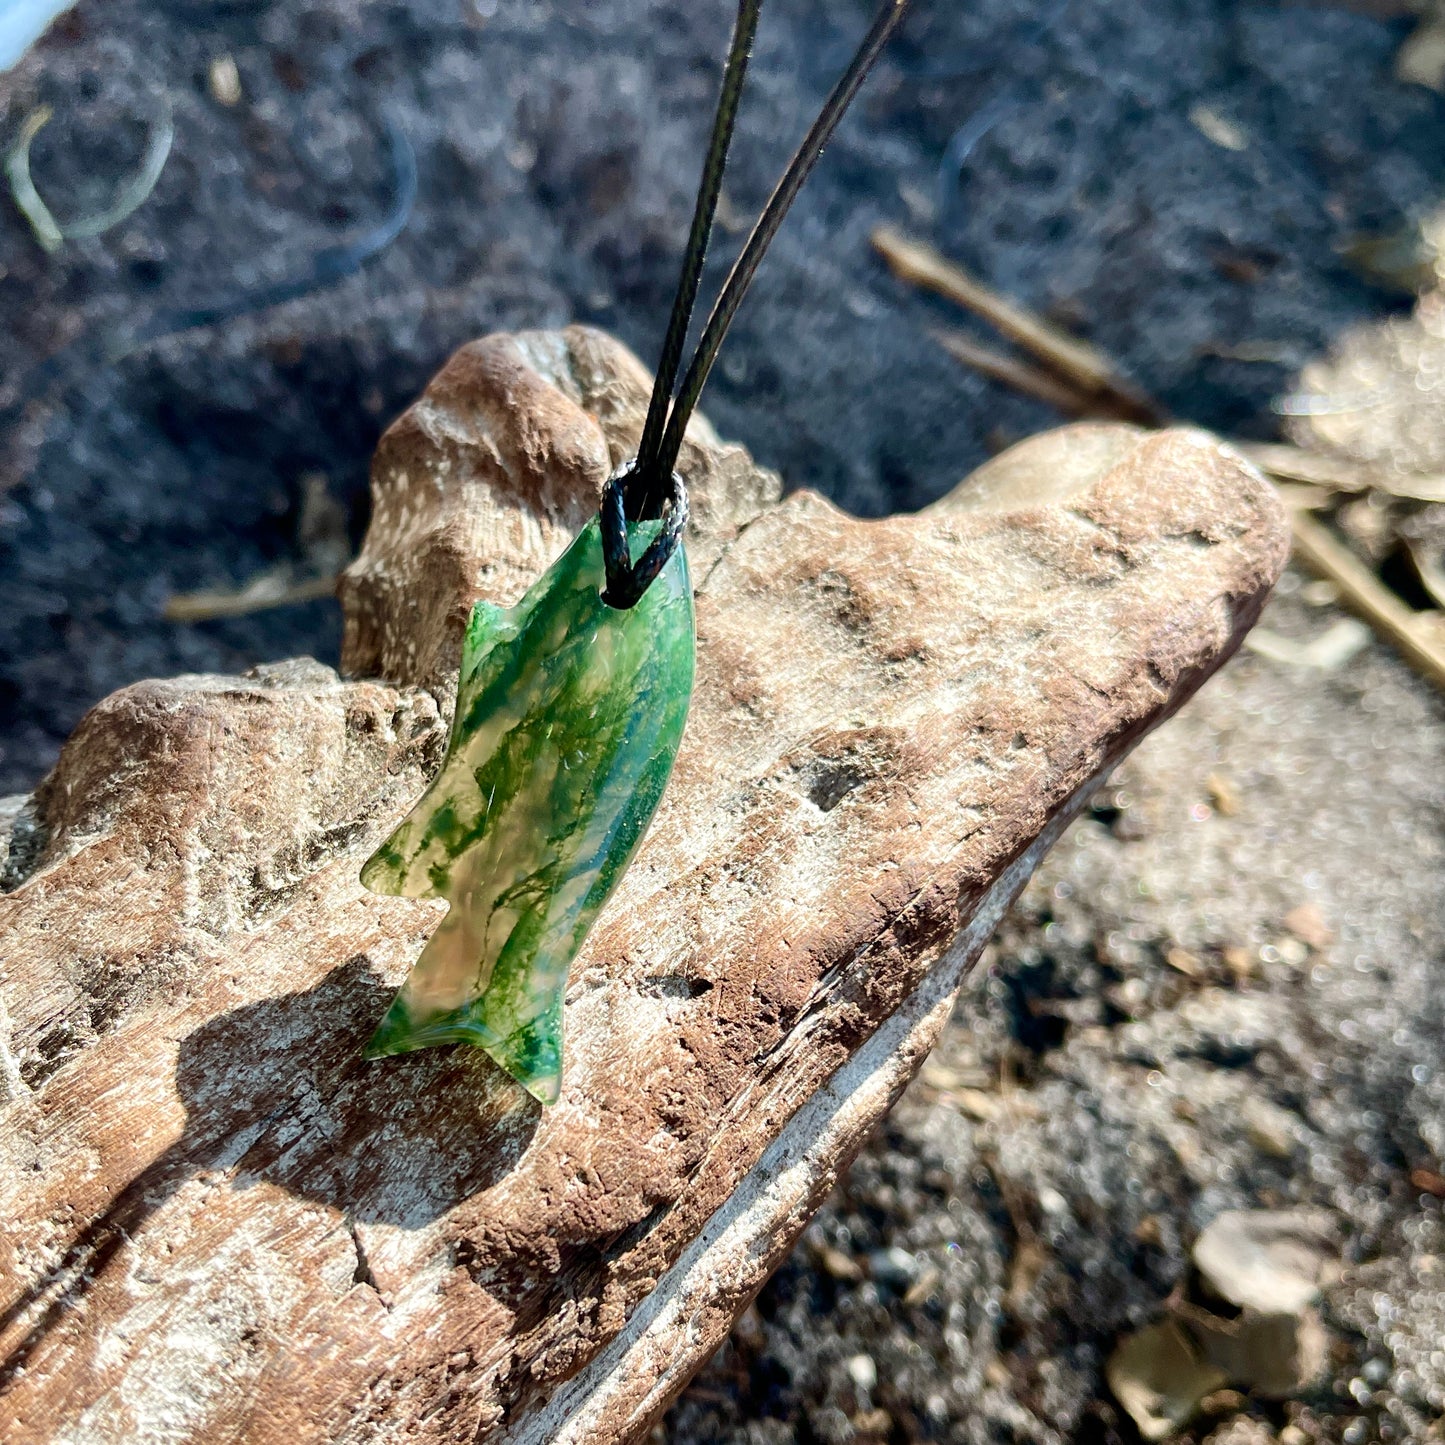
[357, 0, 908, 1101]
[359, 514, 694, 1104]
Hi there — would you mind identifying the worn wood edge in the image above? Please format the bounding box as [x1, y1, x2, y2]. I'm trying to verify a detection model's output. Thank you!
[509, 790, 1086, 1445]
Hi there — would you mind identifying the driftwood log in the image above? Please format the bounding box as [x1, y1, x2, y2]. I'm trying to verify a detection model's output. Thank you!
[0, 326, 1288, 1443]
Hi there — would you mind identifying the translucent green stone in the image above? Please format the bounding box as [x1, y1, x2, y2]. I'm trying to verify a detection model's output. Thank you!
[360, 517, 695, 1104]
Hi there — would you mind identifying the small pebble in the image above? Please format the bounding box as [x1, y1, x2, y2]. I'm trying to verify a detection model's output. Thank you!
[868, 1246, 916, 1289]
[816, 1245, 863, 1282]
[845, 1354, 877, 1393]
[208, 54, 242, 106]
[1283, 902, 1333, 951]
[1299, 578, 1340, 607]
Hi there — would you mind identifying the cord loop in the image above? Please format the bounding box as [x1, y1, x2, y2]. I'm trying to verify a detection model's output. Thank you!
[599, 462, 689, 610]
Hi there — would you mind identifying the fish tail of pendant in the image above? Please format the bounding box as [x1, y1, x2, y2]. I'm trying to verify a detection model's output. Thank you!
[362, 912, 567, 1105]
[363, 1005, 562, 1105]
[483, 1010, 562, 1105]
[363, 1006, 562, 1105]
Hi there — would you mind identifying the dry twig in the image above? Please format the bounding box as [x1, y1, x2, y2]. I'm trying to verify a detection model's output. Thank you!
[164, 571, 337, 622]
[872, 225, 1163, 424]
[1239, 442, 1445, 504]
[1288, 510, 1445, 690]
[930, 328, 1093, 416]
[877, 224, 1445, 691]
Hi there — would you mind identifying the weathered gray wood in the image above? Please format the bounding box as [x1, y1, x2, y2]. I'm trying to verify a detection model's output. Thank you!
[0, 327, 1287, 1443]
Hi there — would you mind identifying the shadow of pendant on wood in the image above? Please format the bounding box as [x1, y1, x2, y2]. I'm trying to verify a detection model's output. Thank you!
[359, 516, 695, 1103]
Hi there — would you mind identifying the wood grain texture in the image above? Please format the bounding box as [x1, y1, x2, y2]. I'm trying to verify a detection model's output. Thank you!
[0, 326, 1288, 1444]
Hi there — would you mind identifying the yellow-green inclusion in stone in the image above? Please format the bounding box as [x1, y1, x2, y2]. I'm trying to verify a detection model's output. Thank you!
[360, 517, 695, 1103]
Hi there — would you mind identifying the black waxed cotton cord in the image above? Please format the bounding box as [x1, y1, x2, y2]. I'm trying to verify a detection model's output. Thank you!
[630, 0, 762, 522]
[600, 0, 909, 610]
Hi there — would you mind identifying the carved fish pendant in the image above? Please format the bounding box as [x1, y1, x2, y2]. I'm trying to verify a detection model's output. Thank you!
[359, 0, 906, 1103]
[360, 516, 694, 1103]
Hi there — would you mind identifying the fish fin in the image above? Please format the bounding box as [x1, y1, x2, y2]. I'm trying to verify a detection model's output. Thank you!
[360, 599, 512, 898]
[456, 599, 512, 715]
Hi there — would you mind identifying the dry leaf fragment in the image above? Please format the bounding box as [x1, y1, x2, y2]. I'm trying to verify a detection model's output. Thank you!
[1192, 1209, 1339, 1316]
[1206, 773, 1240, 817]
[1282, 903, 1333, 951]
[1245, 618, 1371, 670]
[1108, 1320, 1228, 1441]
[1193, 1309, 1330, 1399]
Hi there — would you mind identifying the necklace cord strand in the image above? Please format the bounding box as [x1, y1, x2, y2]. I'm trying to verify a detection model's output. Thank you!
[631, 0, 763, 520]
[654, 0, 909, 482]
